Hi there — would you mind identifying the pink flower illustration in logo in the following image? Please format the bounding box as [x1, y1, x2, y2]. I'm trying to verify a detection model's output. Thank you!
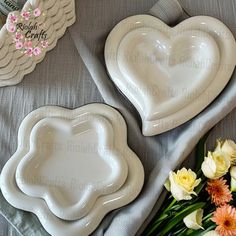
[15, 41, 23, 50]
[25, 48, 33, 57]
[24, 41, 33, 49]
[21, 11, 30, 21]
[41, 40, 48, 48]
[8, 7, 46, 57]
[33, 8, 41, 17]
[15, 32, 23, 41]
[33, 47, 41, 56]
[9, 13, 18, 23]
[7, 24, 16, 33]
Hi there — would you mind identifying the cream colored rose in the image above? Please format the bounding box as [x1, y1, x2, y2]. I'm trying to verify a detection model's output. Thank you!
[201, 151, 231, 179]
[183, 209, 204, 230]
[230, 166, 236, 192]
[203, 231, 219, 236]
[230, 166, 236, 179]
[169, 168, 201, 201]
[215, 139, 236, 164]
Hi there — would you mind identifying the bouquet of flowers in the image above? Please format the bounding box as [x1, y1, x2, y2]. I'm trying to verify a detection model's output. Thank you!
[143, 137, 236, 236]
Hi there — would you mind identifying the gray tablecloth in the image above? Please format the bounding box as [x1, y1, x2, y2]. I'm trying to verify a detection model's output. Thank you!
[0, 0, 236, 235]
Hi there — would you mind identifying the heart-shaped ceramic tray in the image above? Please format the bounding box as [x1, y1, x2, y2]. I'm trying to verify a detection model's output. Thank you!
[0, 104, 144, 236]
[105, 15, 236, 136]
[0, 0, 75, 87]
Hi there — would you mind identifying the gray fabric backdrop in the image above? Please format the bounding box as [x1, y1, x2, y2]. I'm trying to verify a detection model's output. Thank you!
[0, 0, 236, 235]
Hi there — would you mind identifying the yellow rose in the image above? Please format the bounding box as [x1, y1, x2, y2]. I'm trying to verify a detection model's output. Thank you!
[183, 209, 204, 230]
[169, 168, 201, 201]
[215, 139, 236, 164]
[201, 151, 231, 179]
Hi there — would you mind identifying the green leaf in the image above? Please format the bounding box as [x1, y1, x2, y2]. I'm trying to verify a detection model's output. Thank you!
[195, 181, 206, 195]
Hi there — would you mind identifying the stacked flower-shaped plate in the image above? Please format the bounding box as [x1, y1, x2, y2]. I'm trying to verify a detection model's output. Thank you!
[0, 104, 144, 236]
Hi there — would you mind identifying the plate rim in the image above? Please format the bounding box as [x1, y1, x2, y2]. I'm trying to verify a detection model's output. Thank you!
[104, 14, 236, 136]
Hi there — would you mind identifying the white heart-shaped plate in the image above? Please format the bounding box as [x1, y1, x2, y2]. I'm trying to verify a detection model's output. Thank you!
[0, 104, 144, 236]
[105, 15, 236, 136]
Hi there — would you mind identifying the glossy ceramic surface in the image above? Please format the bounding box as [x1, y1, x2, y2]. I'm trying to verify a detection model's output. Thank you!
[105, 15, 236, 136]
[0, 104, 144, 236]
[16, 115, 128, 221]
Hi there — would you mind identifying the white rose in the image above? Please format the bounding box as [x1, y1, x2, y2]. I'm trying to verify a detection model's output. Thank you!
[230, 166, 236, 179]
[201, 151, 231, 179]
[230, 166, 236, 192]
[183, 209, 204, 230]
[169, 168, 201, 201]
[215, 139, 236, 164]
[203, 230, 219, 236]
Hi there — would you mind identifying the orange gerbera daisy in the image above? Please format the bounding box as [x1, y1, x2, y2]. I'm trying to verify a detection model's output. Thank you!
[212, 205, 236, 236]
[206, 178, 233, 206]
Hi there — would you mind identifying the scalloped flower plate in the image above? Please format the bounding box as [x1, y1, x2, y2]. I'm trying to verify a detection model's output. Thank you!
[0, 104, 144, 236]
[105, 15, 236, 136]
[15, 114, 129, 221]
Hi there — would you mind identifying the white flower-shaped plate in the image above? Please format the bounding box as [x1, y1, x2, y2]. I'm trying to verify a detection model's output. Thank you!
[15, 114, 129, 221]
[0, 0, 75, 87]
[105, 15, 236, 136]
[0, 104, 144, 236]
